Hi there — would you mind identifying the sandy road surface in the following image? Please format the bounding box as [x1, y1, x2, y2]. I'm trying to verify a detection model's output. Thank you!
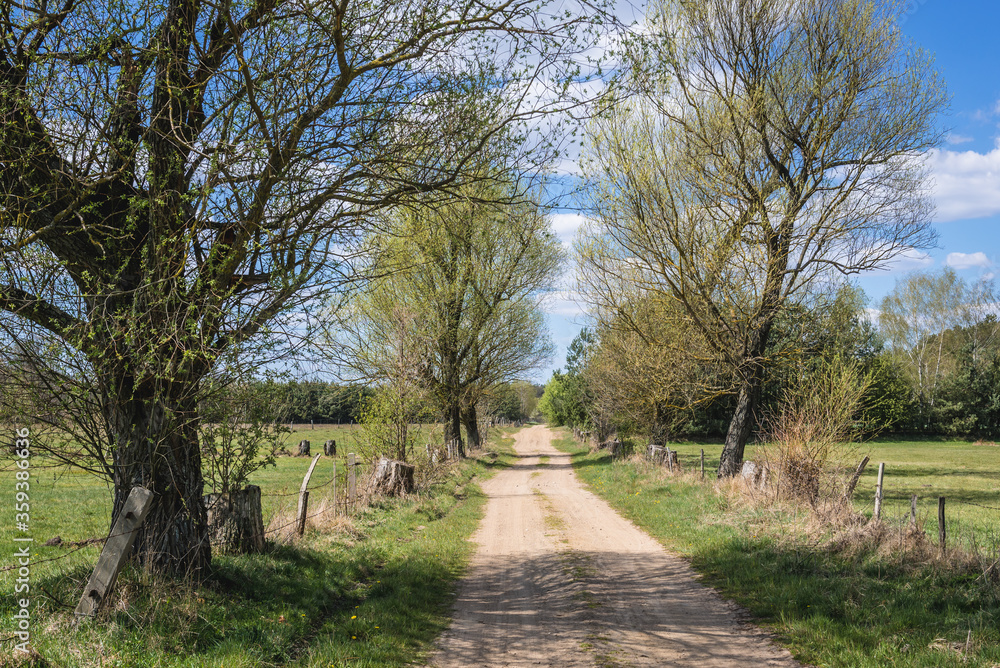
[429, 425, 801, 668]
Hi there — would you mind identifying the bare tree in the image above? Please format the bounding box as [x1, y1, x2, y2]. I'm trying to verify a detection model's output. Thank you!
[577, 0, 945, 476]
[0, 0, 607, 573]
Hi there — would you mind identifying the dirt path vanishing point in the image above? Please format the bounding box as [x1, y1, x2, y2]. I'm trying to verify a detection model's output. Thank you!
[428, 425, 802, 668]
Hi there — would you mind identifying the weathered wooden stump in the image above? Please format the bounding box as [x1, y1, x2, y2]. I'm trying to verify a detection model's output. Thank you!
[204, 485, 265, 554]
[324, 439, 336, 456]
[298, 439, 310, 456]
[608, 439, 632, 460]
[368, 457, 415, 497]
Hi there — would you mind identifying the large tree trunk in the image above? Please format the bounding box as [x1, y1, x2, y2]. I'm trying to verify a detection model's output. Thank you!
[107, 391, 211, 575]
[718, 376, 763, 477]
[462, 402, 481, 450]
[444, 401, 465, 457]
[718, 322, 774, 478]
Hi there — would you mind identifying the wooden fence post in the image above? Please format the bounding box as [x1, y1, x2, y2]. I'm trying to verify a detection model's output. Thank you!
[938, 497, 946, 550]
[844, 455, 870, 503]
[348, 453, 357, 508]
[700, 449, 705, 480]
[75, 487, 155, 619]
[666, 447, 674, 473]
[296, 453, 322, 536]
[910, 494, 918, 529]
[874, 462, 885, 520]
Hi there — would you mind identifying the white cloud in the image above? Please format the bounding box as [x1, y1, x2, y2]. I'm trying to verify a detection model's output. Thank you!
[880, 249, 935, 273]
[549, 212, 586, 241]
[541, 289, 586, 318]
[945, 252, 992, 270]
[946, 133, 974, 146]
[929, 139, 1000, 222]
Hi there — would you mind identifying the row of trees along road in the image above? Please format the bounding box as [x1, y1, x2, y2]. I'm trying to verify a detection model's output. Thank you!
[0, 0, 608, 574]
[575, 0, 946, 476]
[544, 271, 1000, 450]
[329, 177, 562, 457]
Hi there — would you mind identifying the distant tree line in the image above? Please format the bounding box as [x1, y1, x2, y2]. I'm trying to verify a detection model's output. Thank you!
[201, 379, 542, 426]
[542, 273, 1000, 444]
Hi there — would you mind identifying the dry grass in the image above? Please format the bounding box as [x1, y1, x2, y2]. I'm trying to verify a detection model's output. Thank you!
[717, 469, 1000, 584]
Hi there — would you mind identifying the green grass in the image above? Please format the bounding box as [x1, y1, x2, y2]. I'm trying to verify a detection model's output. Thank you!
[0, 428, 518, 666]
[848, 439, 1000, 547]
[554, 432, 1000, 668]
[660, 438, 1000, 551]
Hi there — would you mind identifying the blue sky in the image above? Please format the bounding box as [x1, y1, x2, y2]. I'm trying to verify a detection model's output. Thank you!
[537, 0, 1000, 382]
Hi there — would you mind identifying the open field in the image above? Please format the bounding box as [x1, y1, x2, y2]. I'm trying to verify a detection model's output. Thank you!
[0, 426, 517, 666]
[555, 432, 1000, 668]
[663, 437, 1000, 551]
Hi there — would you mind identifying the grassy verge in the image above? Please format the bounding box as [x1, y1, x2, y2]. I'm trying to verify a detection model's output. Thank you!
[1, 430, 517, 667]
[554, 432, 1000, 668]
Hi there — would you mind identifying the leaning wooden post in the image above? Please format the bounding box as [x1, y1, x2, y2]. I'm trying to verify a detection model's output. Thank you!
[700, 449, 705, 480]
[75, 487, 155, 619]
[296, 453, 322, 536]
[909, 494, 918, 529]
[348, 453, 357, 508]
[938, 497, 946, 551]
[844, 455, 870, 503]
[873, 462, 885, 520]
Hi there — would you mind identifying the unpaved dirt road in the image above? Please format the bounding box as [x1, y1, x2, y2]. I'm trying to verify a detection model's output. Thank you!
[429, 425, 801, 668]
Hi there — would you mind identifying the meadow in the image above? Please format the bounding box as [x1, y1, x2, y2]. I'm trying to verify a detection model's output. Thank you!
[0, 424, 515, 667]
[556, 432, 1000, 668]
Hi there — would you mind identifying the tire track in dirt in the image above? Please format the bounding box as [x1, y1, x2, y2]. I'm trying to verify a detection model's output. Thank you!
[428, 425, 801, 667]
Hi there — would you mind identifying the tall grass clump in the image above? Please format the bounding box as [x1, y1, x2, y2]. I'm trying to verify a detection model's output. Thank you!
[759, 355, 871, 504]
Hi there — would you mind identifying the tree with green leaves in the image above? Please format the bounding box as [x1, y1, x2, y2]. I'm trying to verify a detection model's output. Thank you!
[333, 180, 563, 454]
[577, 0, 945, 476]
[879, 269, 1000, 432]
[0, 0, 607, 573]
[879, 268, 999, 424]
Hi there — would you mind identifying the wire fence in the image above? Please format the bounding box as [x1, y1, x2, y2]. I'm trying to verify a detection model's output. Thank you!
[0, 439, 475, 580]
[576, 431, 1000, 563]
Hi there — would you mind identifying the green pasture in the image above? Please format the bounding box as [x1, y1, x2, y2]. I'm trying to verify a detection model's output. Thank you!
[663, 437, 1000, 548]
[556, 432, 1000, 668]
[0, 425, 517, 667]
